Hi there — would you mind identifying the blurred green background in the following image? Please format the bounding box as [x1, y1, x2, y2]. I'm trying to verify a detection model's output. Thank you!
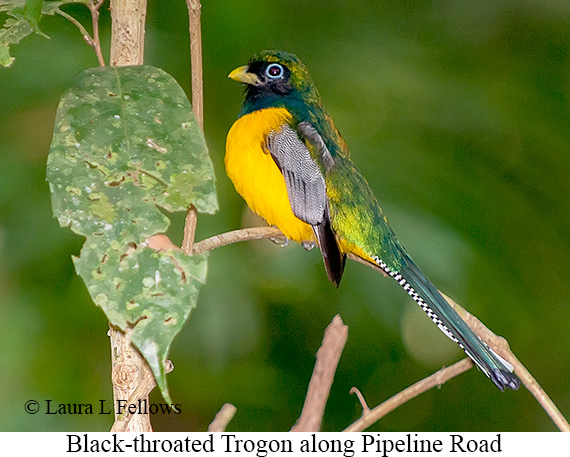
[1, 0, 569, 432]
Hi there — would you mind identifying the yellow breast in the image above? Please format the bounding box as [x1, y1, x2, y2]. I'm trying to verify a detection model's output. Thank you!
[225, 108, 315, 243]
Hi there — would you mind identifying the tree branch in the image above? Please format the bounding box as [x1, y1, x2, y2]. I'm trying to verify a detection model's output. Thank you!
[343, 358, 474, 432]
[208, 403, 237, 432]
[110, 359, 173, 432]
[55, 9, 94, 47]
[343, 286, 569, 432]
[182, 204, 198, 255]
[108, 325, 154, 432]
[181, 0, 203, 255]
[291, 315, 349, 432]
[192, 226, 285, 254]
[186, 0, 204, 130]
[442, 293, 570, 432]
[54, 1, 106, 66]
[146, 223, 569, 431]
[107, 0, 151, 433]
[109, 0, 147, 66]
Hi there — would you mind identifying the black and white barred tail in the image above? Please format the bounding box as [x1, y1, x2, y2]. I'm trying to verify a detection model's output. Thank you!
[371, 254, 520, 391]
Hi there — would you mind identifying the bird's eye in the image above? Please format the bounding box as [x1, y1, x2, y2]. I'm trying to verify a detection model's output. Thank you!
[265, 63, 284, 79]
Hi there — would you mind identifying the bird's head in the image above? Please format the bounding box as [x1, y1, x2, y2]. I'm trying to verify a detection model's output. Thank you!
[229, 51, 322, 116]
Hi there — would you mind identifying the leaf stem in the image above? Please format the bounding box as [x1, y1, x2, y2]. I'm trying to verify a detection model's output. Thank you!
[55, 9, 93, 44]
[54, 1, 106, 67]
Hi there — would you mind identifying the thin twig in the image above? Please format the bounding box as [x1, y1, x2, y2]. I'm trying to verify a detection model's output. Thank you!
[192, 226, 285, 254]
[343, 358, 474, 432]
[54, 9, 94, 45]
[145, 227, 284, 255]
[182, 204, 198, 254]
[291, 315, 349, 432]
[88, 0, 107, 67]
[181, 0, 203, 252]
[351, 247, 568, 432]
[146, 223, 570, 431]
[55, 1, 106, 66]
[186, 0, 204, 130]
[508, 352, 570, 432]
[442, 293, 570, 432]
[208, 403, 237, 432]
[349, 387, 370, 414]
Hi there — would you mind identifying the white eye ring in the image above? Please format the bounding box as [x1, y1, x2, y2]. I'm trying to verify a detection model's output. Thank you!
[265, 63, 284, 79]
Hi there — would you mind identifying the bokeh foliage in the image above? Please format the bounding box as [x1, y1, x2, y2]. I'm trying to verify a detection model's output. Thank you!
[1, 0, 569, 431]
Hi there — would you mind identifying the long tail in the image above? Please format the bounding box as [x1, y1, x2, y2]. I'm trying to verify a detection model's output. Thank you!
[372, 250, 520, 391]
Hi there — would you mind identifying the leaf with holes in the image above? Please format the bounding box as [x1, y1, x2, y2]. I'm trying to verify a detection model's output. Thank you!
[0, 0, 77, 66]
[47, 65, 218, 402]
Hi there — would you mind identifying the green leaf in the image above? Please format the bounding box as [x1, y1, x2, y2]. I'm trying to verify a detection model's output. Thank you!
[0, 1, 86, 66]
[0, 41, 14, 67]
[0, 15, 33, 67]
[23, 0, 49, 38]
[47, 66, 218, 402]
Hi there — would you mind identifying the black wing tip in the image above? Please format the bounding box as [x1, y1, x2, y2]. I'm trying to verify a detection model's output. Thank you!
[314, 217, 346, 287]
[491, 369, 521, 391]
[327, 259, 346, 287]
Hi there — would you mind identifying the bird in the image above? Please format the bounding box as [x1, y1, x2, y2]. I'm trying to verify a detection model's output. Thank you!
[225, 50, 520, 391]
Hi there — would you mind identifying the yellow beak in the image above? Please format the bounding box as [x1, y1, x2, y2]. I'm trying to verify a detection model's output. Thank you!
[228, 65, 260, 85]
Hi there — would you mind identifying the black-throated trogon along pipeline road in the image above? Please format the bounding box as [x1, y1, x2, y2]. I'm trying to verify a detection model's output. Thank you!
[225, 50, 520, 391]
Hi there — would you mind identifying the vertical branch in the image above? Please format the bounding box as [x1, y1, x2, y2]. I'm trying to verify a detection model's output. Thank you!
[186, 0, 204, 130]
[291, 315, 349, 432]
[109, 326, 155, 432]
[88, 0, 107, 66]
[107, 0, 152, 433]
[182, 0, 203, 253]
[182, 205, 198, 254]
[208, 403, 238, 432]
[109, 0, 147, 66]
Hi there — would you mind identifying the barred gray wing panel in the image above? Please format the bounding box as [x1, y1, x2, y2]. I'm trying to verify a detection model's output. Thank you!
[267, 125, 327, 226]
